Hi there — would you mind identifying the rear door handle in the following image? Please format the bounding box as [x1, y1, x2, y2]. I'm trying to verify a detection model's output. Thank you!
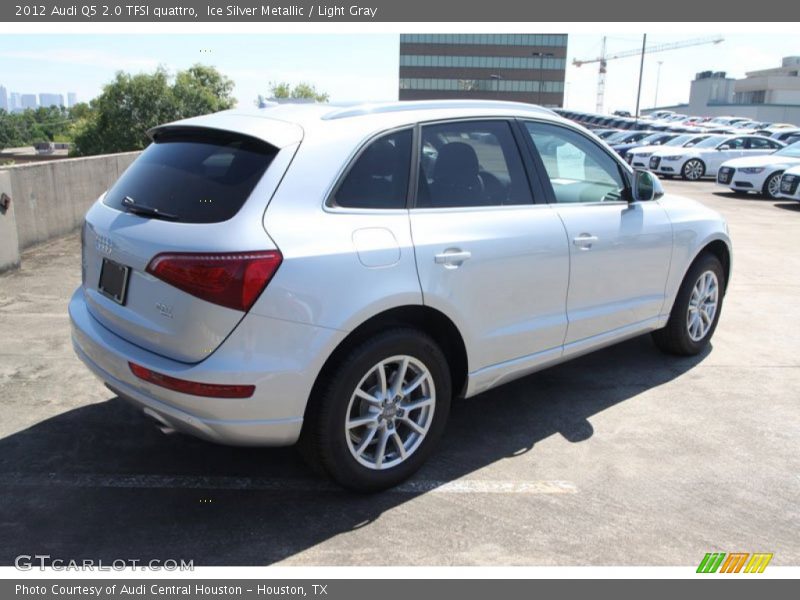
[573, 234, 599, 250]
[434, 249, 472, 268]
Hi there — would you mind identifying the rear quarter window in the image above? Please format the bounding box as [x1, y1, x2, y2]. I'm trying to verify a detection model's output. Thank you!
[103, 129, 278, 224]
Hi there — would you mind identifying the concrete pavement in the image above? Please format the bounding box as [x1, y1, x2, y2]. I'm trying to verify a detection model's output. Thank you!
[0, 180, 798, 566]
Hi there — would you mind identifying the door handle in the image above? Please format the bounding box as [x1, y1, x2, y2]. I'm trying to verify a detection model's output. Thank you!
[572, 234, 599, 250]
[434, 249, 472, 268]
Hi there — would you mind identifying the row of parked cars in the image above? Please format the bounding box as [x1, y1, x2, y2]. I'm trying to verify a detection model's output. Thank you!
[553, 108, 800, 201]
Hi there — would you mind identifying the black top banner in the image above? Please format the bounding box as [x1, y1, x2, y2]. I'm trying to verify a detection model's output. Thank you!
[2, 0, 797, 21]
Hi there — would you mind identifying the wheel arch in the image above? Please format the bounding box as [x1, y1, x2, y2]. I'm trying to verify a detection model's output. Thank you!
[689, 238, 732, 294]
[304, 305, 469, 423]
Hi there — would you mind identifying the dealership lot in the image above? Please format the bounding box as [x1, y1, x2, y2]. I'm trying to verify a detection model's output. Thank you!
[0, 179, 798, 566]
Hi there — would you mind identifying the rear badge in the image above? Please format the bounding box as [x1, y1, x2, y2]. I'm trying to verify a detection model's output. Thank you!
[155, 302, 174, 319]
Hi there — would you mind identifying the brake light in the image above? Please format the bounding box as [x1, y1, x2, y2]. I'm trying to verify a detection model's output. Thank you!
[129, 362, 255, 398]
[146, 250, 282, 311]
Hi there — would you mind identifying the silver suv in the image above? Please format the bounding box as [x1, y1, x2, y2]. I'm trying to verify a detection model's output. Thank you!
[70, 101, 732, 491]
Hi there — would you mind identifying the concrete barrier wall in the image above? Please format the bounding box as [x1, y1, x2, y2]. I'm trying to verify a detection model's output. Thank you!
[0, 152, 139, 272]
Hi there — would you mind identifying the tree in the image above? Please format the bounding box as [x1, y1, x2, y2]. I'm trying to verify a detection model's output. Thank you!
[0, 106, 72, 151]
[71, 64, 236, 156]
[268, 81, 329, 103]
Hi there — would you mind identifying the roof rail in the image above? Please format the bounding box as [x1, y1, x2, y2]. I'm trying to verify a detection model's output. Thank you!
[322, 100, 559, 120]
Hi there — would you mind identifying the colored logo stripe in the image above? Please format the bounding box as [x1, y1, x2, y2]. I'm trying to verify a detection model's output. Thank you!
[744, 553, 773, 573]
[697, 553, 726, 573]
[697, 552, 773, 573]
[720, 553, 749, 573]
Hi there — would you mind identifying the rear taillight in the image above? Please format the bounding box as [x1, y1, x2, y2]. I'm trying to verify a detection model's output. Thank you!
[129, 362, 255, 398]
[146, 250, 282, 312]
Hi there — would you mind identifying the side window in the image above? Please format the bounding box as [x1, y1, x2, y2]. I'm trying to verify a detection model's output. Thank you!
[525, 121, 626, 203]
[721, 137, 745, 150]
[416, 120, 533, 208]
[333, 129, 412, 209]
[746, 137, 773, 150]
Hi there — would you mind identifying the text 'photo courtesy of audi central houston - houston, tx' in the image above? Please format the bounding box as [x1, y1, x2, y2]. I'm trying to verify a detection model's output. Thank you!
[70, 100, 732, 491]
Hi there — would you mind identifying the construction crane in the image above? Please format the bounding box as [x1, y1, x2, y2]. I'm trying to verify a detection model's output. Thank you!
[573, 36, 724, 114]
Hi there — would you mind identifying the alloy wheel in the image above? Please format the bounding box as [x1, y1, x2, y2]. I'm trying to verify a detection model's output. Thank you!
[767, 173, 782, 198]
[686, 270, 719, 342]
[345, 355, 436, 470]
[684, 160, 704, 180]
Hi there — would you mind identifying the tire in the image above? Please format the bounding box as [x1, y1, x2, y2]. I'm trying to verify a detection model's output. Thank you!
[762, 171, 783, 199]
[300, 328, 451, 492]
[652, 252, 725, 356]
[681, 159, 705, 181]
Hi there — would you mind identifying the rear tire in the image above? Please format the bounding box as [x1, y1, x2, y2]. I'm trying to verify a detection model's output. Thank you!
[300, 328, 451, 492]
[652, 252, 725, 356]
[762, 171, 783, 199]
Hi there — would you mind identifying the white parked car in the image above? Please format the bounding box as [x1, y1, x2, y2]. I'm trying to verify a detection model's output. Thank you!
[649, 134, 785, 180]
[778, 165, 800, 201]
[69, 100, 732, 491]
[626, 133, 711, 168]
[717, 141, 800, 198]
[769, 128, 800, 143]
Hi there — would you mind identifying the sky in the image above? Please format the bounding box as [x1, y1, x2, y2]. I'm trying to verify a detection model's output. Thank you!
[0, 33, 797, 114]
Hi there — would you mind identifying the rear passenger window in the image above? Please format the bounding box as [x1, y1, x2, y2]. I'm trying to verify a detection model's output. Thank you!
[333, 129, 412, 209]
[416, 120, 533, 208]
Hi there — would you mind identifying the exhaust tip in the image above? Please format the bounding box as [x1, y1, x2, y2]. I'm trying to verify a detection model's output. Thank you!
[142, 407, 177, 435]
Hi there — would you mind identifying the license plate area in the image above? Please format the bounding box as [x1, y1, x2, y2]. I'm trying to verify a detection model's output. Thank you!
[98, 258, 130, 305]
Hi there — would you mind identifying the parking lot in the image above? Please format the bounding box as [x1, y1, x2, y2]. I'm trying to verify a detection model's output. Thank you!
[0, 179, 798, 566]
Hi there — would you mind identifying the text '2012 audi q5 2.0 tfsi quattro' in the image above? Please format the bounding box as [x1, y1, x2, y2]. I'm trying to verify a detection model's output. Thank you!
[70, 101, 732, 491]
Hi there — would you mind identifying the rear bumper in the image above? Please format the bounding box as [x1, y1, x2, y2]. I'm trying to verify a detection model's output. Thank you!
[69, 287, 345, 446]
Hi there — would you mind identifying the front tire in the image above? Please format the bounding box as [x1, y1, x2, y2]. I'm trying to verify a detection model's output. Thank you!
[652, 252, 725, 355]
[762, 171, 783, 199]
[681, 159, 705, 181]
[300, 328, 451, 492]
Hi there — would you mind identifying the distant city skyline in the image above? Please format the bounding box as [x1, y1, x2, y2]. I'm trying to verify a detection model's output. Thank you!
[1, 34, 799, 113]
[0, 85, 78, 111]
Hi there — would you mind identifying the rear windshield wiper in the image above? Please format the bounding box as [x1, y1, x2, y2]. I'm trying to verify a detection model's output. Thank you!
[122, 196, 179, 221]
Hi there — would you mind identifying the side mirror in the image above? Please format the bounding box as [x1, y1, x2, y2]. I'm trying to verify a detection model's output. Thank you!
[633, 169, 663, 202]
[718, 145, 730, 150]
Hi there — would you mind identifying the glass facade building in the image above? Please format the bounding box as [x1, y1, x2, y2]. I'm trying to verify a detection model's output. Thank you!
[399, 33, 568, 106]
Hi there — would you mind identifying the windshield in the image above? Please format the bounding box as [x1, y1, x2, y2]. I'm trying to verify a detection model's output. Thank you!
[695, 135, 729, 148]
[664, 135, 692, 146]
[605, 131, 628, 143]
[774, 142, 800, 158]
[103, 130, 278, 224]
[640, 133, 669, 144]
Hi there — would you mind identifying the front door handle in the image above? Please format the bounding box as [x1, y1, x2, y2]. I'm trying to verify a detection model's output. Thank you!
[573, 234, 599, 250]
[434, 249, 472, 268]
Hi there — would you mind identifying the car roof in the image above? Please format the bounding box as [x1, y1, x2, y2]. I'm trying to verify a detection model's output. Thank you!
[150, 100, 570, 148]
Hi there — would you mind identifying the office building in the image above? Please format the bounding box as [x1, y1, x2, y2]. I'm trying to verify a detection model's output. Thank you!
[67, 92, 78, 108]
[20, 94, 38, 110]
[399, 33, 568, 107]
[646, 57, 800, 123]
[39, 93, 65, 108]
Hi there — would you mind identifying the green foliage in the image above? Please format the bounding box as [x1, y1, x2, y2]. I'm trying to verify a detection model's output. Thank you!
[70, 64, 235, 157]
[268, 81, 330, 102]
[0, 65, 235, 155]
[0, 106, 72, 151]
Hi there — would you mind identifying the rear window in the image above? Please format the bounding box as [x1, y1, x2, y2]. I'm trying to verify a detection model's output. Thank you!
[104, 129, 278, 224]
